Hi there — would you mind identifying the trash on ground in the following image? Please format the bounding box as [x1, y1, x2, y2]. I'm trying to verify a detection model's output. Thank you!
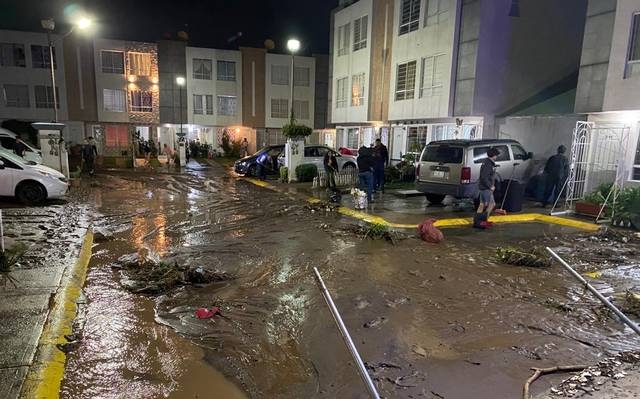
[418, 218, 444, 243]
[496, 246, 551, 267]
[195, 307, 221, 319]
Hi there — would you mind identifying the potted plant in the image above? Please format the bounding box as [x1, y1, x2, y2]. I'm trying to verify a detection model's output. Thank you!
[575, 183, 612, 217]
[282, 120, 313, 140]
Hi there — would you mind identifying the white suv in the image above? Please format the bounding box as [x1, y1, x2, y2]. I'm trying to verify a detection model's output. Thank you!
[0, 148, 68, 204]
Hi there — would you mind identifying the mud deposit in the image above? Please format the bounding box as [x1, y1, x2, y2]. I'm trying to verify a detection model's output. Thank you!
[58, 165, 640, 399]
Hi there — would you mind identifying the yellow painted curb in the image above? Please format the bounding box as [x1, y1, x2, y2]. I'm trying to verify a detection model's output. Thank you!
[240, 177, 599, 232]
[21, 228, 94, 399]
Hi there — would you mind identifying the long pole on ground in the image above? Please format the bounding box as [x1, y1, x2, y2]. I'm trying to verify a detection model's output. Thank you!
[546, 247, 640, 337]
[312, 267, 381, 399]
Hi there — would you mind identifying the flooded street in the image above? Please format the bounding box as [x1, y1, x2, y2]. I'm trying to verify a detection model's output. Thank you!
[57, 163, 640, 399]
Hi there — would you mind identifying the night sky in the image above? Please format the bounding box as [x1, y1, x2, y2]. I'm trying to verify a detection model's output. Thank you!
[0, 0, 338, 55]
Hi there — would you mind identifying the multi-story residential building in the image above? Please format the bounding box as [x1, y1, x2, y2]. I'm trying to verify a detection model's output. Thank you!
[0, 30, 68, 127]
[331, 0, 588, 162]
[574, 0, 640, 186]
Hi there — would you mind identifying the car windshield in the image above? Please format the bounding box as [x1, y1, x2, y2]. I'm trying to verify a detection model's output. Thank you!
[0, 148, 30, 166]
[421, 145, 464, 164]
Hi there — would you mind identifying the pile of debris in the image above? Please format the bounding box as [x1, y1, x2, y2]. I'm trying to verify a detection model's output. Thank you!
[496, 246, 551, 268]
[113, 253, 232, 294]
[304, 201, 340, 213]
[322, 223, 409, 244]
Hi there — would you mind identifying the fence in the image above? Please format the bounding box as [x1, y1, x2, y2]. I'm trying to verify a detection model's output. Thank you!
[313, 169, 359, 188]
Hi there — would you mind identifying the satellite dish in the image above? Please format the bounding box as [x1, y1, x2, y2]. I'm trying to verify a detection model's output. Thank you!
[264, 39, 275, 50]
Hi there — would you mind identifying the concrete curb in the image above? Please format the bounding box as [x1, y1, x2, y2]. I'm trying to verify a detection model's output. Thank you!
[242, 177, 599, 232]
[20, 227, 94, 399]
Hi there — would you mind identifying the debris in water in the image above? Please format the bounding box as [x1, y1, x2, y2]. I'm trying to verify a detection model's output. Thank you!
[195, 307, 221, 319]
[412, 345, 428, 357]
[363, 316, 387, 329]
[496, 246, 551, 268]
[418, 218, 444, 243]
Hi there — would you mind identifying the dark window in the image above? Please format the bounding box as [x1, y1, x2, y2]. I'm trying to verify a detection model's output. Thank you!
[0, 136, 15, 149]
[629, 14, 640, 62]
[633, 136, 640, 180]
[0, 43, 26, 67]
[101, 51, 125, 74]
[399, 0, 421, 35]
[511, 145, 528, 160]
[421, 145, 464, 164]
[31, 45, 56, 69]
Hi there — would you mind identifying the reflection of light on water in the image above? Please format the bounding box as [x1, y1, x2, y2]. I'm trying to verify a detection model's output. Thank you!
[273, 258, 293, 285]
[265, 291, 308, 345]
[153, 213, 168, 255]
[131, 212, 170, 256]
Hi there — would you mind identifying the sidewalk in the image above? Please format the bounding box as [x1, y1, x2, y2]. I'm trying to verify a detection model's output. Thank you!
[0, 202, 92, 399]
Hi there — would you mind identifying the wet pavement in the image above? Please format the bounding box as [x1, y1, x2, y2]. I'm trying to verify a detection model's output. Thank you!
[2, 160, 640, 398]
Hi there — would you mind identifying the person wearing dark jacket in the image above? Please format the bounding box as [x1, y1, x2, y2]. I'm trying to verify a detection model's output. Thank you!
[82, 137, 98, 176]
[323, 151, 339, 189]
[474, 147, 499, 229]
[12, 138, 26, 158]
[373, 139, 389, 192]
[541, 145, 569, 208]
[357, 146, 374, 203]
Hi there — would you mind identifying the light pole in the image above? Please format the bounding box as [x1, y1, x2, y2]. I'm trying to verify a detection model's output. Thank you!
[287, 39, 300, 121]
[175, 76, 185, 146]
[175, 76, 186, 167]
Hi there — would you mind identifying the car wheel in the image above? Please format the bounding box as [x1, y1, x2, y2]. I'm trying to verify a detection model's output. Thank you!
[342, 163, 356, 172]
[425, 194, 445, 204]
[247, 164, 257, 176]
[16, 181, 46, 204]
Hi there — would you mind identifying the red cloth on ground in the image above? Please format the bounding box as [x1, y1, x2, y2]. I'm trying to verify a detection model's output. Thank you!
[418, 219, 444, 243]
[195, 307, 221, 319]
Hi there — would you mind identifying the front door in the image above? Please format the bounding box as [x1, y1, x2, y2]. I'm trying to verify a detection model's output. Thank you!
[391, 126, 406, 161]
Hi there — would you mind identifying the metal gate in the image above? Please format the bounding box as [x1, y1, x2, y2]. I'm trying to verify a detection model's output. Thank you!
[552, 121, 630, 219]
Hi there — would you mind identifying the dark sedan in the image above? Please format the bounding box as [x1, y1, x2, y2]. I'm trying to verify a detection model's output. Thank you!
[234, 145, 284, 176]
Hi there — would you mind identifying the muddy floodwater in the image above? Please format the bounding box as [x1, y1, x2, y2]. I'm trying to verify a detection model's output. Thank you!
[59, 163, 640, 399]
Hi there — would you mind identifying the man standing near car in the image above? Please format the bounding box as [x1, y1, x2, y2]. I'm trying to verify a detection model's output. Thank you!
[323, 151, 338, 189]
[357, 146, 374, 204]
[541, 145, 569, 208]
[474, 147, 499, 229]
[12, 137, 26, 158]
[373, 139, 389, 193]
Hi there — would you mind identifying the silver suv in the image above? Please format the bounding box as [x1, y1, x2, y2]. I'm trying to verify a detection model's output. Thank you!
[415, 139, 532, 204]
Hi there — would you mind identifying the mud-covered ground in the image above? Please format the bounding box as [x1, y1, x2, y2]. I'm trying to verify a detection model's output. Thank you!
[45, 163, 640, 399]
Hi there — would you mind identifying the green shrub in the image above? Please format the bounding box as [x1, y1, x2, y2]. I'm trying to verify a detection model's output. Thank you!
[384, 166, 401, 183]
[295, 164, 318, 182]
[283, 122, 312, 139]
[221, 131, 242, 158]
[280, 166, 289, 182]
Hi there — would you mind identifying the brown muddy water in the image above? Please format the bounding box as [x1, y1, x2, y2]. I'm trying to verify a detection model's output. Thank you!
[60, 164, 640, 399]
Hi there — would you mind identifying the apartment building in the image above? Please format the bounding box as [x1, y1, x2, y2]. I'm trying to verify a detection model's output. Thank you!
[331, 0, 588, 161]
[0, 30, 68, 125]
[574, 0, 640, 186]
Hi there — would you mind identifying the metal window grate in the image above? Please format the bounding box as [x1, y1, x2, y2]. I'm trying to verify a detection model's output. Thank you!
[353, 15, 368, 51]
[395, 61, 416, 101]
[399, 0, 420, 35]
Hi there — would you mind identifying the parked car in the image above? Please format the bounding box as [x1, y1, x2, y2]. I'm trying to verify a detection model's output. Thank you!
[0, 148, 68, 204]
[277, 145, 358, 172]
[415, 139, 533, 204]
[234, 145, 285, 176]
[0, 128, 43, 164]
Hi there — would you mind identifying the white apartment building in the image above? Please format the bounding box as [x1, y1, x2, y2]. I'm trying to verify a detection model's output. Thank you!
[264, 53, 316, 143]
[574, 0, 640, 186]
[0, 30, 68, 124]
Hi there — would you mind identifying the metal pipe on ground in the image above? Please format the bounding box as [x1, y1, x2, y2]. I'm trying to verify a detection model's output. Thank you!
[546, 247, 640, 337]
[312, 267, 381, 399]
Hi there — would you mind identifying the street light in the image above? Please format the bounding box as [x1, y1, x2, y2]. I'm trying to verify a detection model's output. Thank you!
[287, 39, 301, 120]
[175, 76, 186, 149]
[40, 17, 92, 122]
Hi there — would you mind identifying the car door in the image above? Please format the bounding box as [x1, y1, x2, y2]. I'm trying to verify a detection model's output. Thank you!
[304, 146, 324, 169]
[472, 145, 511, 182]
[0, 155, 20, 196]
[509, 144, 530, 181]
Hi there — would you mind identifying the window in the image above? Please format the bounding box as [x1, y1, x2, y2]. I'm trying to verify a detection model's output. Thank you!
[103, 89, 126, 112]
[421, 145, 464, 163]
[128, 52, 151, 76]
[336, 77, 348, 108]
[193, 58, 212, 80]
[633, 137, 640, 180]
[305, 146, 328, 157]
[271, 65, 289, 85]
[399, 0, 420, 35]
[193, 94, 214, 115]
[3, 84, 29, 107]
[217, 95, 237, 116]
[271, 99, 289, 118]
[294, 67, 310, 87]
[511, 145, 528, 160]
[407, 126, 429, 153]
[425, 0, 449, 26]
[0, 43, 25, 67]
[293, 100, 309, 119]
[337, 23, 350, 56]
[431, 124, 456, 141]
[395, 61, 417, 101]
[629, 13, 640, 62]
[420, 54, 446, 97]
[129, 90, 153, 112]
[105, 124, 129, 148]
[217, 61, 236, 81]
[472, 145, 510, 164]
[101, 51, 124, 74]
[31, 45, 55, 69]
[353, 15, 368, 51]
[351, 73, 365, 106]
[347, 128, 360, 149]
[34, 85, 58, 108]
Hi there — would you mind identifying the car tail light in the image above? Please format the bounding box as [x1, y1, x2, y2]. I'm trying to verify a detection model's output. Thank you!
[416, 164, 420, 180]
[461, 167, 471, 184]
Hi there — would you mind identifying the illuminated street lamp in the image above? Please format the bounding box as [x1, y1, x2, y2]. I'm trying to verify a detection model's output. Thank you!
[175, 76, 186, 144]
[287, 39, 301, 120]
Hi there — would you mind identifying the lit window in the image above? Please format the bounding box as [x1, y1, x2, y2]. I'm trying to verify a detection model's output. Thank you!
[105, 124, 129, 148]
[31, 45, 56, 69]
[103, 89, 126, 112]
[336, 23, 350, 56]
[101, 51, 124, 74]
[128, 52, 151, 76]
[271, 98, 289, 118]
[193, 94, 214, 115]
[347, 128, 359, 149]
[217, 95, 237, 116]
[425, 0, 449, 27]
[353, 15, 368, 51]
[395, 61, 417, 101]
[3, 84, 29, 107]
[351, 73, 365, 107]
[34, 85, 58, 108]
[294, 67, 310, 87]
[336, 77, 348, 108]
[0, 43, 26, 67]
[129, 90, 153, 112]
[419, 54, 446, 98]
[193, 58, 212, 80]
[217, 61, 236, 81]
[271, 65, 290, 85]
[293, 100, 309, 119]
[399, 0, 420, 35]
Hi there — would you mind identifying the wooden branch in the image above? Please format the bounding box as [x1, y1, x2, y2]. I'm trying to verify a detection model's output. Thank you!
[522, 365, 588, 399]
